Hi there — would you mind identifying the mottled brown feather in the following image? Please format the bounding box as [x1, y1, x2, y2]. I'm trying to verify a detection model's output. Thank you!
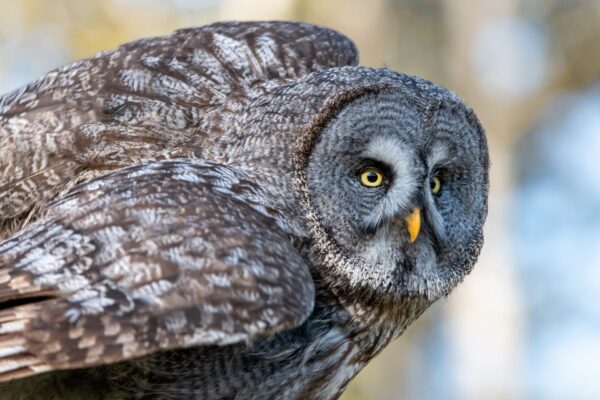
[0, 21, 358, 235]
[0, 160, 314, 380]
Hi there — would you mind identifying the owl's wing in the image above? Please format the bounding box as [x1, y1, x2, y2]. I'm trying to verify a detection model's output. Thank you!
[0, 160, 314, 381]
[0, 21, 358, 222]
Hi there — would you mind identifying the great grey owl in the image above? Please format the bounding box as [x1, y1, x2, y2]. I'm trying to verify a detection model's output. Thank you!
[0, 21, 489, 399]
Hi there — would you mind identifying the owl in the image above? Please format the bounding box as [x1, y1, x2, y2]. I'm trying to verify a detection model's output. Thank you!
[0, 21, 489, 399]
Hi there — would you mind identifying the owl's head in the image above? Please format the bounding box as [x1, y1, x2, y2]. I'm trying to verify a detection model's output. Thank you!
[295, 74, 489, 311]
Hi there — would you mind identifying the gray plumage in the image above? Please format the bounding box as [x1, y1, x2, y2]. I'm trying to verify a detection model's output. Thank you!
[0, 21, 489, 399]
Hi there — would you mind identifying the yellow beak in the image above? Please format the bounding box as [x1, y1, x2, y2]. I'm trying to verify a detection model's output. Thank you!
[405, 207, 421, 243]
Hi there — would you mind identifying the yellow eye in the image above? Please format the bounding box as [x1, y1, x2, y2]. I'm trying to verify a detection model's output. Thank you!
[431, 175, 441, 194]
[359, 167, 385, 188]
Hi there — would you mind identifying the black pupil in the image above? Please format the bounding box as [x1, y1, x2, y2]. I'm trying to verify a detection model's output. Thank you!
[367, 172, 378, 183]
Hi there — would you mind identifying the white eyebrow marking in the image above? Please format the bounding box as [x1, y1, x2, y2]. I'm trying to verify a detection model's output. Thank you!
[428, 142, 449, 167]
[361, 136, 418, 228]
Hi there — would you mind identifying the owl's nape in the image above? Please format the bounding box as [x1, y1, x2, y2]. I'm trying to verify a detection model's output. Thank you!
[303, 89, 488, 304]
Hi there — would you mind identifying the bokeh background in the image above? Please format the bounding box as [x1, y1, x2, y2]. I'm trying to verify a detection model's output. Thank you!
[1, 1, 598, 399]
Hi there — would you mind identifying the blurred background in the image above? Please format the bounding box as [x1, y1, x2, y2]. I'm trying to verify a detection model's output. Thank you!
[0, 0, 598, 399]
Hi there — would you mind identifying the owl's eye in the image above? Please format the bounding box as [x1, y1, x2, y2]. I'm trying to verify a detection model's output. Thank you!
[430, 175, 442, 194]
[359, 167, 385, 188]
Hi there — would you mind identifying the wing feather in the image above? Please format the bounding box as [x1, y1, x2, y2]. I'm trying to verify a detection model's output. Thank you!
[0, 159, 314, 381]
[0, 21, 358, 226]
